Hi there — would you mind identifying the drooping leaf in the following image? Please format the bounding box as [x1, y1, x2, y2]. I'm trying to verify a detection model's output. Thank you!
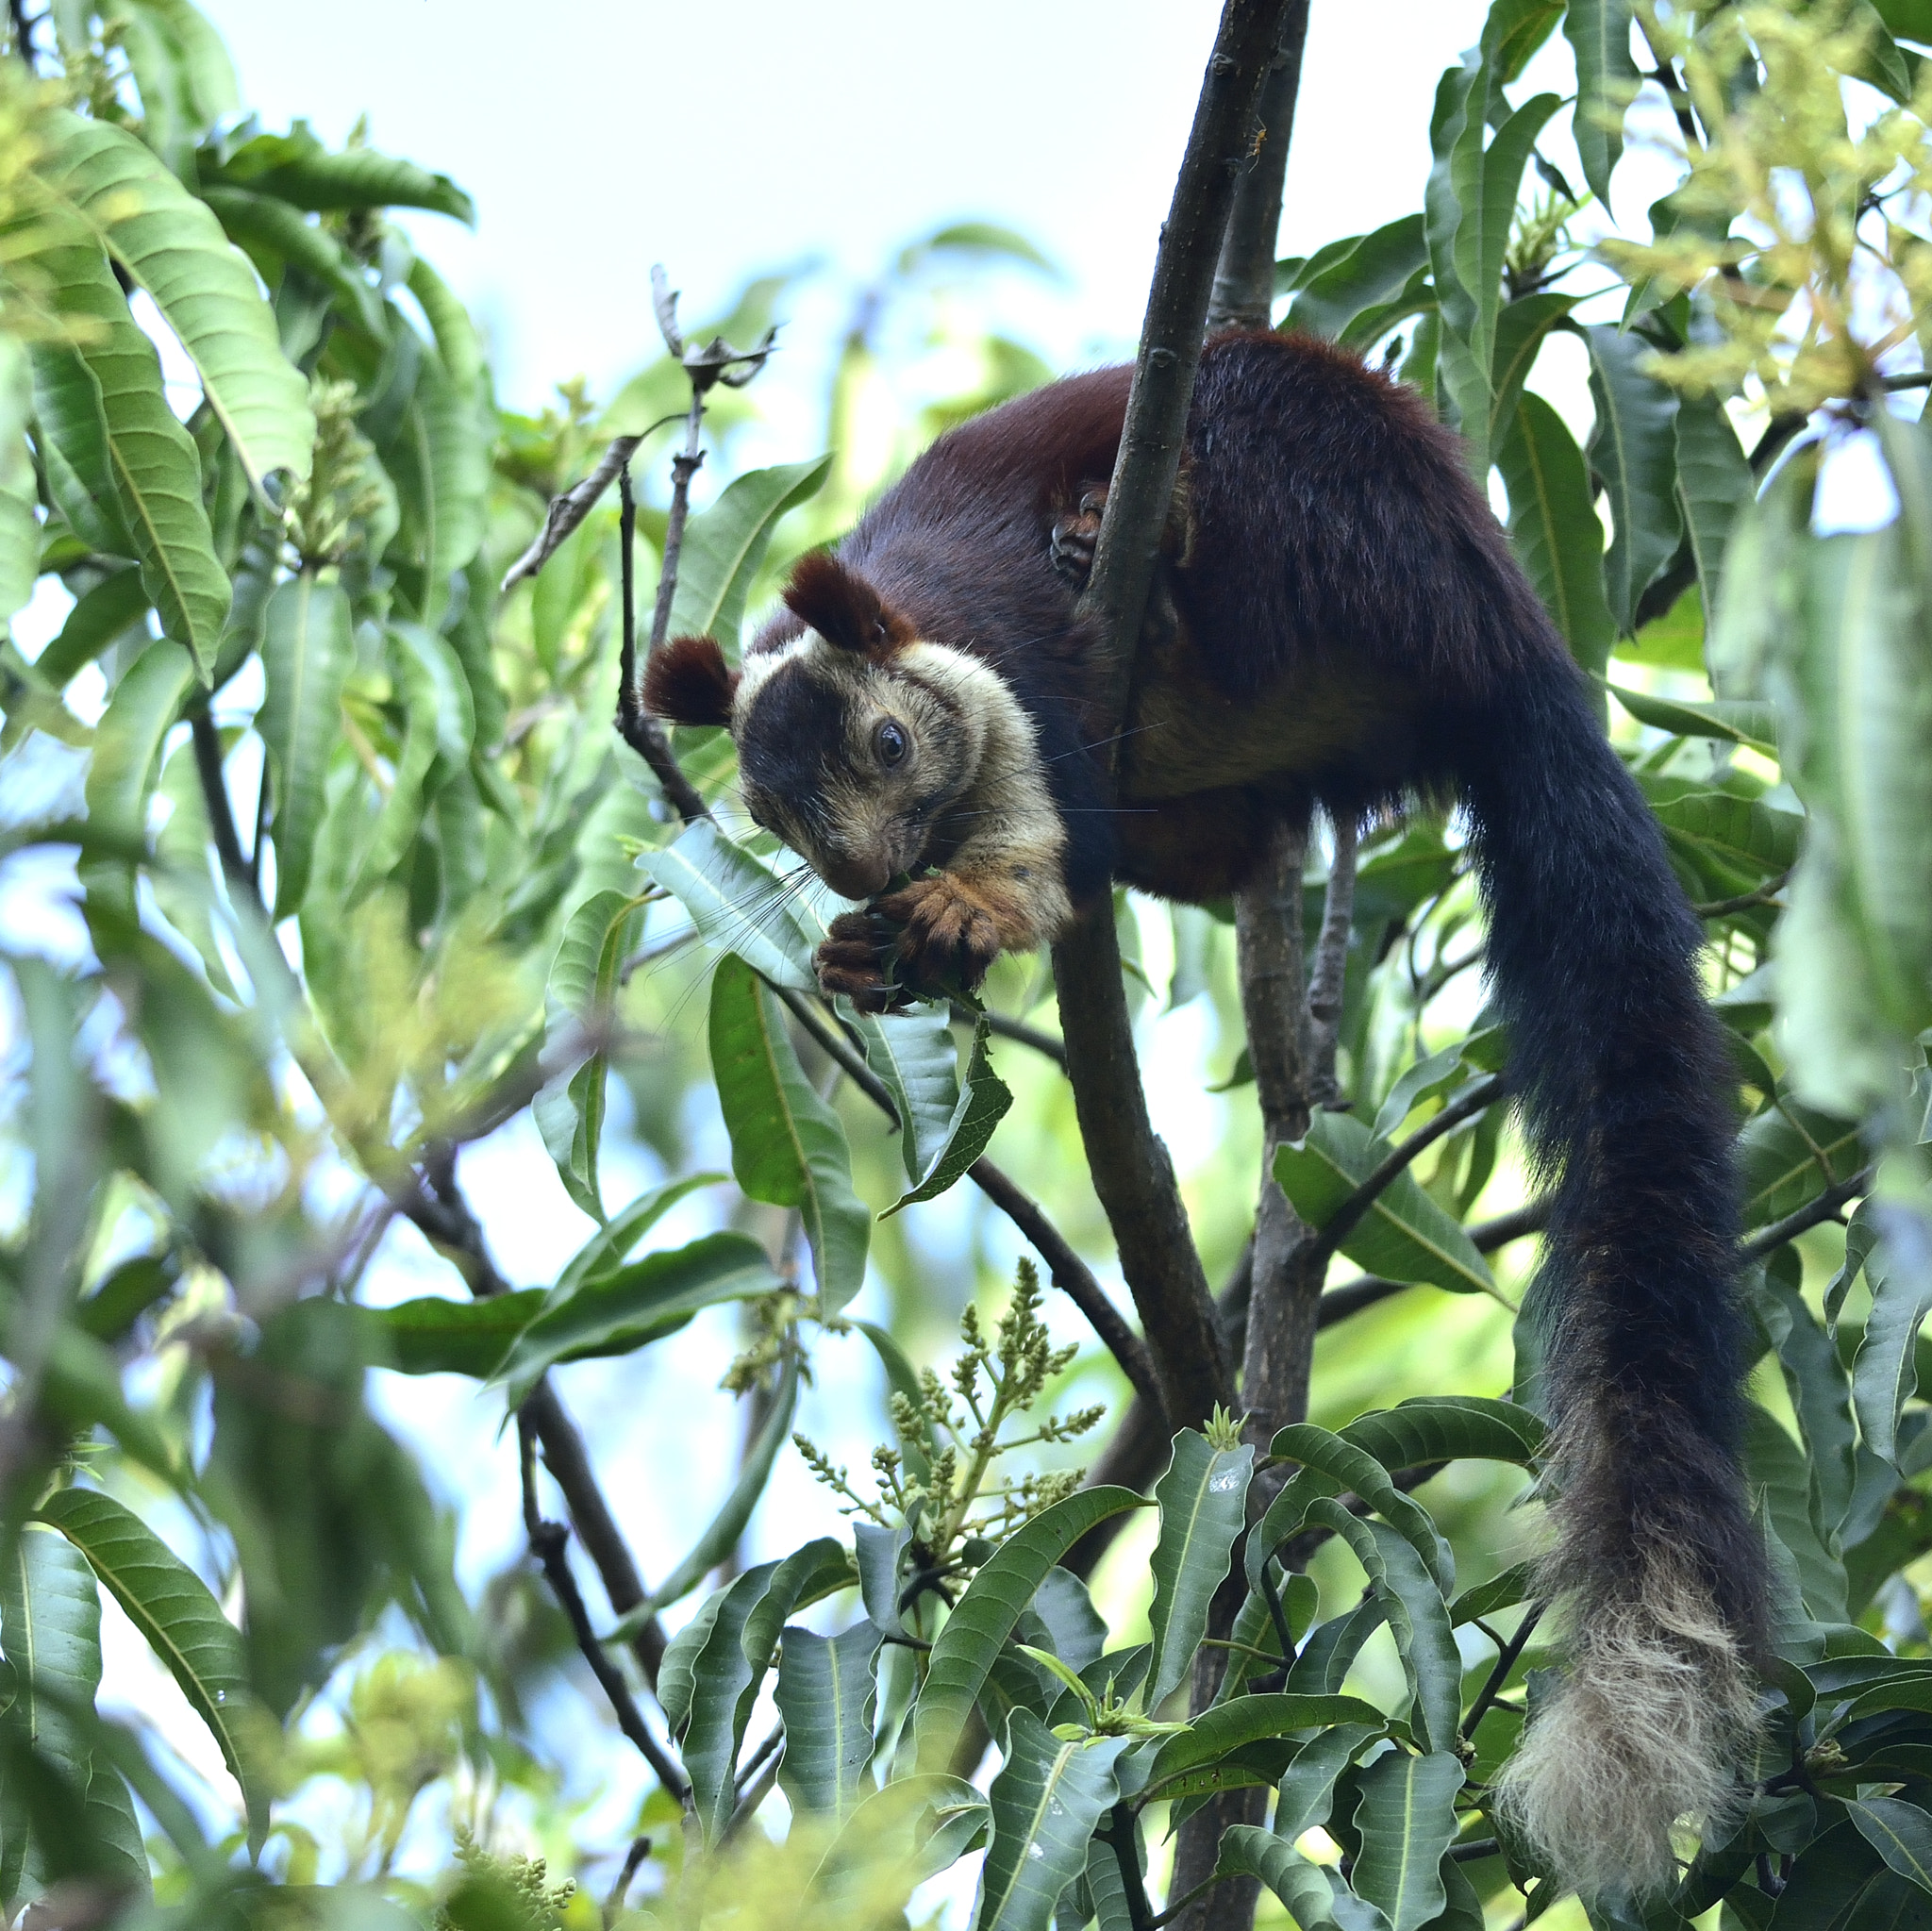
[1, 1523, 100, 1803]
[533, 890, 647, 1220]
[638, 818, 821, 990]
[1496, 392, 1616, 677]
[1270, 1423, 1454, 1591]
[83, 637, 195, 847]
[913, 1488, 1143, 1769]
[0, 341, 37, 633]
[883, 1012, 1012, 1216]
[35, 1486, 267, 1852]
[667, 455, 833, 657]
[1305, 1501, 1460, 1753]
[708, 955, 870, 1311]
[1141, 1695, 1385, 1803]
[1336, 1395, 1543, 1474]
[974, 1710, 1129, 1931]
[258, 573, 353, 919]
[1674, 392, 1754, 635]
[1217, 1826, 1390, 1931]
[493, 1231, 780, 1407]
[217, 124, 475, 223]
[1583, 324, 1681, 636]
[31, 246, 230, 673]
[200, 185, 386, 339]
[848, 1001, 961, 1185]
[1283, 216, 1434, 346]
[1847, 1796, 1932, 1896]
[1564, 0, 1639, 201]
[1145, 1430, 1254, 1707]
[1351, 1751, 1465, 1931]
[1274, 1113, 1499, 1300]
[35, 566, 151, 688]
[1853, 1206, 1932, 1470]
[679, 1560, 779, 1840]
[38, 111, 315, 490]
[1607, 680, 1779, 754]
[775, 1622, 882, 1820]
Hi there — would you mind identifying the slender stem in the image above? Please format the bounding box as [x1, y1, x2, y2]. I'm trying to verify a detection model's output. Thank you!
[1740, 1166, 1872, 1263]
[648, 391, 705, 658]
[191, 710, 249, 886]
[1463, 1602, 1546, 1739]
[1303, 1075, 1507, 1270]
[1104, 1803, 1157, 1931]
[604, 1836, 651, 1918]
[518, 1415, 691, 1803]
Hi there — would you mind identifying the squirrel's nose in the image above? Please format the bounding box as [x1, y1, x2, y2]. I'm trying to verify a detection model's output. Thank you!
[818, 852, 891, 901]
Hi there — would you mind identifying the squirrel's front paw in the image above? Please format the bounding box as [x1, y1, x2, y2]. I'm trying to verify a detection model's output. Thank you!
[873, 874, 1004, 996]
[1049, 485, 1108, 590]
[815, 910, 912, 1014]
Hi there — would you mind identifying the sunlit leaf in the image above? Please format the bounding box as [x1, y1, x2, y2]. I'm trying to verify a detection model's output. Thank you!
[974, 1711, 1129, 1931]
[1496, 391, 1615, 676]
[258, 573, 353, 918]
[668, 454, 833, 657]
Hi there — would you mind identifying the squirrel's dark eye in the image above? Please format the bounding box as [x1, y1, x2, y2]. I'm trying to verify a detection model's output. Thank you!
[875, 720, 908, 767]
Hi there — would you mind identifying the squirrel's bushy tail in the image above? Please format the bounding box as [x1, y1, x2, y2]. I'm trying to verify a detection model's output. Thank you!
[1457, 651, 1767, 1900]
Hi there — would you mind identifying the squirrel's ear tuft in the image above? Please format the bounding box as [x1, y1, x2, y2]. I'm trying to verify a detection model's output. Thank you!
[783, 551, 916, 657]
[644, 634, 739, 727]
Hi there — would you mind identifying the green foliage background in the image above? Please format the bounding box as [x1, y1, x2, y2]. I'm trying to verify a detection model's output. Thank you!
[7, 3, 1932, 1929]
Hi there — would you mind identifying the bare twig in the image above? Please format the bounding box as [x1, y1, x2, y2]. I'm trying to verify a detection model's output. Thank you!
[518, 1415, 691, 1803]
[190, 710, 249, 885]
[1694, 871, 1789, 920]
[969, 1156, 1162, 1416]
[1463, 1602, 1547, 1738]
[499, 435, 645, 592]
[604, 1837, 652, 1921]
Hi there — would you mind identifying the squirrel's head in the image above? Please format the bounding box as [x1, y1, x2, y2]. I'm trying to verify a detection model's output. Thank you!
[644, 552, 988, 901]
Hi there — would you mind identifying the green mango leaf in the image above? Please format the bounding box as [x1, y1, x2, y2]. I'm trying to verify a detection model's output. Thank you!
[913, 1488, 1143, 1770]
[533, 890, 648, 1221]
[1269, 1423, 1453, 1591]
[1276, 1721, 1390, 1843]
[28, 337, 133, 560]
[1651, 786, 1802, 891]
[1305, 1501, 1460, 1753]
[1274, 1112, 1499, 1300]
[493, 1230, 780, 1407]
[1352, 1750, 1464, 1931]
[775, 1622, 882, 1820]
[1607, 680, 1779, 754]
[1145, 1430, 1254, 1707]
[35, 1486, 267, 1852]
[363, 1291, 543, 1377]
[1757, 1268, 1858, 1536]
[0, 341, 36, 633]
[638, 818, 821, 990]
[1583, 324, 1681, 636]
[1452, 92, 1562, 454]
[658, 1590, 725, 1738]
[1142, 1695, 1385, 1800]
[1496, 392, 1616, 677]
[1336, 1395, 1543, 1474]
[1487, 291, 1576, 457]
[84, 637, 195, 845]
[219, 125, 475, 222]
[1674, 392, 1754, 633]
[1287, 1599, 1389, 1697]
[847, 1001, 962, 1184]
[2, 1523, 101, 1802]
[1847, 1796, 1932, 1896]
[258, 574, 354, 918]
[375, 345, 490, 625]
[1565, 0, 1639, 199]
[1744, 1404, 1848, 1624]
[1853, 1207, 1932, 1470]
[708, 955, 870, 1311]
[1284, 216, 1433, 345]
[352, 623, 447, 892]
[883, 1012, 1012, 1217]
[39, 111, 314, 491]
[667, 454, 833, 657]
[1737, 1103, 1863, 1229]
[30, 257, 229, 673]
[1217, 1826, 1390, 1931]
[35, 566, 151, 688]
[643, 1357, 803, 1614]
[974, 1710, 1129, 1931]
[199, 185, 386, 339]
[680, 1560, 779, 1840]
